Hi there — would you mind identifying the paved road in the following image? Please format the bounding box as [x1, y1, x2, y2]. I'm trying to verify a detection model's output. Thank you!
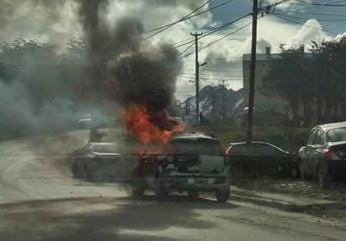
[0, 131, 345, 241]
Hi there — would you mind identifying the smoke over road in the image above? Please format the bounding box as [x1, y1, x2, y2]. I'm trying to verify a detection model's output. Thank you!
[0, 0, 186, 139]
[76, 0, 182, 111]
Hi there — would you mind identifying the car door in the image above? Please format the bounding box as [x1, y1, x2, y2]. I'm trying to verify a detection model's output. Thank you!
[310, 129, 326, 176]
[303, 129, 318, 176]
[250, 143, 287, 176]
[241, 143, 269, 177]
[307, 128, 324, 176]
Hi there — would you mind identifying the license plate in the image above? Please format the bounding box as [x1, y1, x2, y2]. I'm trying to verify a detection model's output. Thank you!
[188, 178, 214, 184]
[187, 178, 195, 184]
[208, 178, 215, 184]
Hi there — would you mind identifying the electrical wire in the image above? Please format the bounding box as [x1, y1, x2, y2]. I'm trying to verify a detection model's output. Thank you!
[275, 14, 339, 34]
[143, 0, 212, 40]
[145, 0, 238, 34]
[173, 13, 252, 50]
[295, 0, 346, 7]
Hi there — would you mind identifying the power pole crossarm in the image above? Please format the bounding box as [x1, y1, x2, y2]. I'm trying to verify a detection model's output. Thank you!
[191, 32, 203, 124]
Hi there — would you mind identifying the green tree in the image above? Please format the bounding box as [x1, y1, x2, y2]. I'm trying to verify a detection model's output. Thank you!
[263, 48, 313, 125]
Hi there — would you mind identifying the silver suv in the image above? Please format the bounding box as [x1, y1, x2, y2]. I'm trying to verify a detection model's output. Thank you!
[132, 133, 231, 202]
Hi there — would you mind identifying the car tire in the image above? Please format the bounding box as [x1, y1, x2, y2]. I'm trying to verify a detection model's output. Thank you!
[72, 160, 82, 178]
[132, 185, 145, 197]
[155, 177, 168, 201]
[299, 163, 306, 181]
[318, 165, 329, 189]
[215, 187, 230, 203]
[86, 162, 98, 182]
[187, 190, 199, 200]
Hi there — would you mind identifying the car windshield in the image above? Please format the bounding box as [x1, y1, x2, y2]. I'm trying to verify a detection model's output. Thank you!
[169, 139, 223, 156]
[91, 144, 118, 153]
[326, 127, 346, 143]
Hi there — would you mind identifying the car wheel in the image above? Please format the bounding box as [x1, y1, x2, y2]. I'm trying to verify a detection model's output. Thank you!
[72, 160, 80, 178]
[318, 165, 329, 189]
[187, 190, 199, 200]
[72, 159, 85, 178]
[215, 187, 230, 203]
[132, 185, 145, 197]
[155, 177, 168, 201]
[299, 163, 306, 181]
[86, 162, 98, 182]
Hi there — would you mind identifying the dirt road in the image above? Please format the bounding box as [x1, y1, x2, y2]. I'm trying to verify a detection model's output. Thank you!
[0, 131, 345, 241]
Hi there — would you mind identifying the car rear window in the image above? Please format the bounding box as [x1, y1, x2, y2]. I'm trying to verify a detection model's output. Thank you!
[169, 138, 223, 156]
[92, 144, 119, 153]
[326, 127, 346, 143]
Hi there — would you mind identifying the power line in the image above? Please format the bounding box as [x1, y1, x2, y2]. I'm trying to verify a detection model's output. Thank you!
[145, 0, 241, 41]
[144, 0, 212, 40]
[295, 0, 346, 7]
[275, 14, 340, 34]
[179, 42, 195, 57]
[145, 0, 238, 36]
[275, 10, 346, 17]
[182, 21, 253, 58]
[272, 0, 346, 15]
[277, 14, 346, 22]
[177, 0, 291, 55]
[173, 13, 252, 51]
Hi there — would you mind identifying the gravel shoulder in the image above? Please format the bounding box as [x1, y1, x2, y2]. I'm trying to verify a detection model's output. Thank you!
[234, 178, 346, 224]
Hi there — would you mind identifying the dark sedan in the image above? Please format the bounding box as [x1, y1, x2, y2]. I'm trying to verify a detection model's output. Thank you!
[298, 122, 346, 188]
[225, 142, 299, 178]
[72, 142, 124, 182]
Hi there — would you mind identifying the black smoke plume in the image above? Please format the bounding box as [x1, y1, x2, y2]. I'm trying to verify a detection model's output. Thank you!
[76, 0, 182, 112]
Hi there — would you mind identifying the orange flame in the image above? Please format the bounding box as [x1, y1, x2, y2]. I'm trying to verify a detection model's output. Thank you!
[122, 104, 185, 145]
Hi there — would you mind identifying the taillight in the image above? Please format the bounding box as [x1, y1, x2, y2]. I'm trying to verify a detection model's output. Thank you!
[323, 148, 338, 160]
[225, 146, 232, 156]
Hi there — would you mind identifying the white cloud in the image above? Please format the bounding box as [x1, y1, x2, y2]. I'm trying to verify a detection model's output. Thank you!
[285, 19, 330, 49]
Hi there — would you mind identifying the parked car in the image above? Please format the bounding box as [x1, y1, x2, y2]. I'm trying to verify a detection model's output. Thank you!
[77, 118, 92, 130]
[72, 142, 124, 181]
[131, 133, 231, 202]
[225, 142, 299, 178]
[298, 122, 346, 188]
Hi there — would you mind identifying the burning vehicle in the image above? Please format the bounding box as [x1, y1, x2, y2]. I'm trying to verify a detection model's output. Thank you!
[72, 142, 124, 182]
[131, 132, 231, 202]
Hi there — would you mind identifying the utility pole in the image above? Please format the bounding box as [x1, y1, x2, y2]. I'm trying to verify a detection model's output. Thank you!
[219, 80, 228, 120]
[185, 99, 190, 119]
[191, 32, 203, 124]
[212, 89, 216, 119]
[247, 0, 259, 143]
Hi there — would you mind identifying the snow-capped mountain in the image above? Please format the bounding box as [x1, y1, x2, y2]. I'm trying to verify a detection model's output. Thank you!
[181, 85, 244, 122]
